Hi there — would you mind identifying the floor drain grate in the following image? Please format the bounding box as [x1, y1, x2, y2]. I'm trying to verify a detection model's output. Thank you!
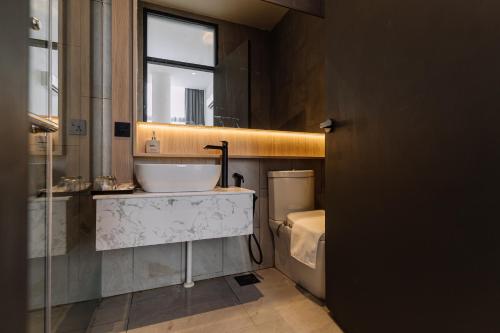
[234, 273, 261, 286]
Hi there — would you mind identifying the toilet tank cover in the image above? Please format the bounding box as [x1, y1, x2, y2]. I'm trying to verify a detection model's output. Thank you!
[267, 170, 314, 178]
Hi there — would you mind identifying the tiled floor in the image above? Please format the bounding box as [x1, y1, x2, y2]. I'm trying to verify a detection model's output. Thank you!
[32, 268, 343, 333]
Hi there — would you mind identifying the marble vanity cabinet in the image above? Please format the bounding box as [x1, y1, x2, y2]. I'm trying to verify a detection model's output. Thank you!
[94, 187, 254, 251]
[95, 187, 254, 288]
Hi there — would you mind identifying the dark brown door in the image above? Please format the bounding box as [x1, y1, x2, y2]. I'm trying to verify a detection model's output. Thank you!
[325, 1, 500, 332]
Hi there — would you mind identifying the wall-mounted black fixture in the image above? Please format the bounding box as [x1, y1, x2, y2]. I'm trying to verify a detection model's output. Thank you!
[233, 173, 244, 187]
[204, 141, 229, 188]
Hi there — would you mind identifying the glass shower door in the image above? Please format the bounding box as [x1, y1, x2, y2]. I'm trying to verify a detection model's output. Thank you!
[28, 1, 100, 331]
[27, 0, 58, 331]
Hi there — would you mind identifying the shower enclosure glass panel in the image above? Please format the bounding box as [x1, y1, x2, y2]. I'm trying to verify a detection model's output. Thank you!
[27, 143, 49, 333]
[27, 0, 59, 331]
[28, 1, 101, 331]
[27, 0, 55, 330]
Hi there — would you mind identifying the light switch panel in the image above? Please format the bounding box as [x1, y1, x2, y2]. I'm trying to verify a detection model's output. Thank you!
[114, 122, 131, 137]
[69, 119, 87, 135]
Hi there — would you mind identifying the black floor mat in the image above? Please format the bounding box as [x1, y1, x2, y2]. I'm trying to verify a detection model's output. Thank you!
[234, 273, 260, 286]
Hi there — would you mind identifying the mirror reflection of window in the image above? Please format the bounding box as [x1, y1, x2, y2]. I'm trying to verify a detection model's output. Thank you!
[145, 11, 216, 126]
[29, 0, 59, 121]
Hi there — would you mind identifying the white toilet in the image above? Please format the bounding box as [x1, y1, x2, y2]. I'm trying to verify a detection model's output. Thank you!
[268, 170, 326, 299]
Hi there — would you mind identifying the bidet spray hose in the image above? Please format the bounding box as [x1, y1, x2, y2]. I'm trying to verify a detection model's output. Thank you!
[249, 193, 263, 265]
[233, 173, 263, 265]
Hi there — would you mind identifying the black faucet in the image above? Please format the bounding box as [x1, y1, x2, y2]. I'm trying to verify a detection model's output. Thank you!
[204, 141, 228, 188]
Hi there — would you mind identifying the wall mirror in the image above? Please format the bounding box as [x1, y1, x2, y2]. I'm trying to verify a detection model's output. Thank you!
[137, 0, 325, 133]
[29, 0, 63, 156]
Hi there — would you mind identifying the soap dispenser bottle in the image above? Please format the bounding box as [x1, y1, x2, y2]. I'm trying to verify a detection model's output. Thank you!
[145, 131, 160, 153]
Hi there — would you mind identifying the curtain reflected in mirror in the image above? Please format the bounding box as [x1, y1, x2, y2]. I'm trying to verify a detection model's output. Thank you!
[185, 88, 205, 125]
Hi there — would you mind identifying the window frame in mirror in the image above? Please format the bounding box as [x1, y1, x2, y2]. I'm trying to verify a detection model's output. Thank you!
[142, 8, 218, 123]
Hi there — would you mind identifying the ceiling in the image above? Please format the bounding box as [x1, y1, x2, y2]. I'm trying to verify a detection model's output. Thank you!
[145, 0, 288, 31]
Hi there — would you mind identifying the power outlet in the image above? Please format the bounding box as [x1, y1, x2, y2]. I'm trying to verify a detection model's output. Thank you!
[69, 119, 87, 136]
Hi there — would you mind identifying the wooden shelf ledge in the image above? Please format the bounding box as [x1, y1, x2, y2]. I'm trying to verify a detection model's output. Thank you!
[134, 122, 325, 159]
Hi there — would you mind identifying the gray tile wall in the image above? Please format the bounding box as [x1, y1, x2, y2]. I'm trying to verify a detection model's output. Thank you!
[101, 158, 324, 297]
[270, 10, 326, 133]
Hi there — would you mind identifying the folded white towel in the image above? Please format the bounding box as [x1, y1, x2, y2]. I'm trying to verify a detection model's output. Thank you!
[289, 210, 325, 269]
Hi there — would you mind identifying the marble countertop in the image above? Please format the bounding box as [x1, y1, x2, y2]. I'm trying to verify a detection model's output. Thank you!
[93, 186, 255, 200]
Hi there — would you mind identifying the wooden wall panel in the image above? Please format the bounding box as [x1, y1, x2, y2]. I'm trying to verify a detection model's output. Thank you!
[52, 0, 90, 181]
[135, 122, 324, 159]
[112, 0, 134, 182]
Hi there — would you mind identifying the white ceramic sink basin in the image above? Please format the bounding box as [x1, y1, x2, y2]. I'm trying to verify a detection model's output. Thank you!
[135, 164, 221, 193]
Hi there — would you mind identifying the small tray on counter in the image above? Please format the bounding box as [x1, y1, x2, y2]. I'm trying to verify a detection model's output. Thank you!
[37, 182, 92, 197]
[91, 189, 135, 195]
[91, 183, 136, 196]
